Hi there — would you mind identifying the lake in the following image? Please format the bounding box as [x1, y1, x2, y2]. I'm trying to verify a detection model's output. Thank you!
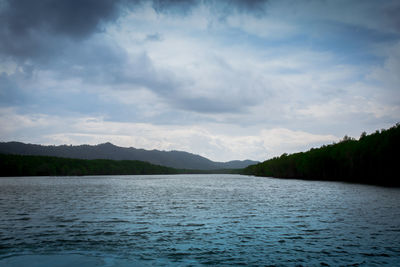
[1, 174, 400, 266]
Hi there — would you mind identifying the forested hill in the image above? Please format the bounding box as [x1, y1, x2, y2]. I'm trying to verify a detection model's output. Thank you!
[0, 154, 180, 176]
[243, 124, 400, 186]
[0, 142, 258, 170]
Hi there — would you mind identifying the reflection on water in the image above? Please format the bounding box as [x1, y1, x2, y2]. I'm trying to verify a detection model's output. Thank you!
[1, 174, 400, 266]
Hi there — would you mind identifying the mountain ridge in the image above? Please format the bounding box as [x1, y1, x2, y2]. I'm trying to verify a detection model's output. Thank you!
[0, 141, 258, 170]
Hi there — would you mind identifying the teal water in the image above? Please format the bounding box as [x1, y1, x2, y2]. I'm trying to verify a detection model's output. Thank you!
[1, 174, 400, 266]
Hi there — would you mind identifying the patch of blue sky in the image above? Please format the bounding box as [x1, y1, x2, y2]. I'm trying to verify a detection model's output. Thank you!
[11, 85, 128, 121]
[0, 73, 27, 106]
[301, 20, 399, 65]
[217, 19, 398, 68]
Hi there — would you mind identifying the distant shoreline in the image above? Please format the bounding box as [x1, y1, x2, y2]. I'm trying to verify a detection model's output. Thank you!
[0, 153, 240, 177]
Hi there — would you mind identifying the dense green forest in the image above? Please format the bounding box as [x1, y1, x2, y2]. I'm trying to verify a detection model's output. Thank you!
[0, 154, 239, 176]
[243, 124, 400, 186]
[0, 154, 182, 176]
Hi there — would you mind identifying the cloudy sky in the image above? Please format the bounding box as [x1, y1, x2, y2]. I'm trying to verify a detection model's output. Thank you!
[1, 0, 399, 162]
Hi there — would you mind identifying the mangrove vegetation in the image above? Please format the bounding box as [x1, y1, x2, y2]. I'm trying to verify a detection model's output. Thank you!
[243, 124, 400, 186]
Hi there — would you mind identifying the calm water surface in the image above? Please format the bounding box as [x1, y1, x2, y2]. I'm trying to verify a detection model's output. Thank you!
[1, 174, 400, 266]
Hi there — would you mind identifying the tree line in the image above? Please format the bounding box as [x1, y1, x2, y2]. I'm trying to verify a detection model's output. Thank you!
[0, 154, 182, 176]
[0, 154, 241, 176]
[243, 124, 400, 186]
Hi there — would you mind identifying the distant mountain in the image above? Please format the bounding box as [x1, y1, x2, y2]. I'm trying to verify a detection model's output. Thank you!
[0, 142, 258, 170]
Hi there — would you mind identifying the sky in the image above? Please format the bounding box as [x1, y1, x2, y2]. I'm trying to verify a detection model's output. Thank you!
[1, 0, 400, 162]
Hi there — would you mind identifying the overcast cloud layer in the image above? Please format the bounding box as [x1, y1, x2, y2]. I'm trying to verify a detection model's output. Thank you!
[1, 0, 399, 161]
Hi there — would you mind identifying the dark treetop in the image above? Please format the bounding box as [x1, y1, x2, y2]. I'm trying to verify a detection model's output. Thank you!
[243, 123, 400, 186]
[0, 154, 242, 177]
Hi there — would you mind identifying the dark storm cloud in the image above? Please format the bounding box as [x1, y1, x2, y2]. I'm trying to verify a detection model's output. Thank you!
[151, 0, 268, 16]
[0, 0, 269, 62]
[152, 0, 199, 15]
[382, 2, 400, 33]
[1, 0, 120, 38]
[212, 0, 268, 16]
[0, 0, 123, 60]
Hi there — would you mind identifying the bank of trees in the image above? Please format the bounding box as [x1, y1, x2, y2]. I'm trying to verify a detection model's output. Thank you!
[0, 154, 180, 176]
[0, 154, 242, 176]
[243, 124, 400, 186]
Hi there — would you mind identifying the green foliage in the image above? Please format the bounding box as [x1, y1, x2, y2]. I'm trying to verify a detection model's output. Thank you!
[243, 124, 400, 186]
[0, 154, 242, 176]
[0, 155, 181, 176]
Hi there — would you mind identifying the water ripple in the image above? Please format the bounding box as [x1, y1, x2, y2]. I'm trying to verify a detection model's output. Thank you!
[1, 175, 400, 266]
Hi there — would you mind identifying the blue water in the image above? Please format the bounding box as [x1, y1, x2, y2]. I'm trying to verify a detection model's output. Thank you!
[1, 174, 400, 266]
